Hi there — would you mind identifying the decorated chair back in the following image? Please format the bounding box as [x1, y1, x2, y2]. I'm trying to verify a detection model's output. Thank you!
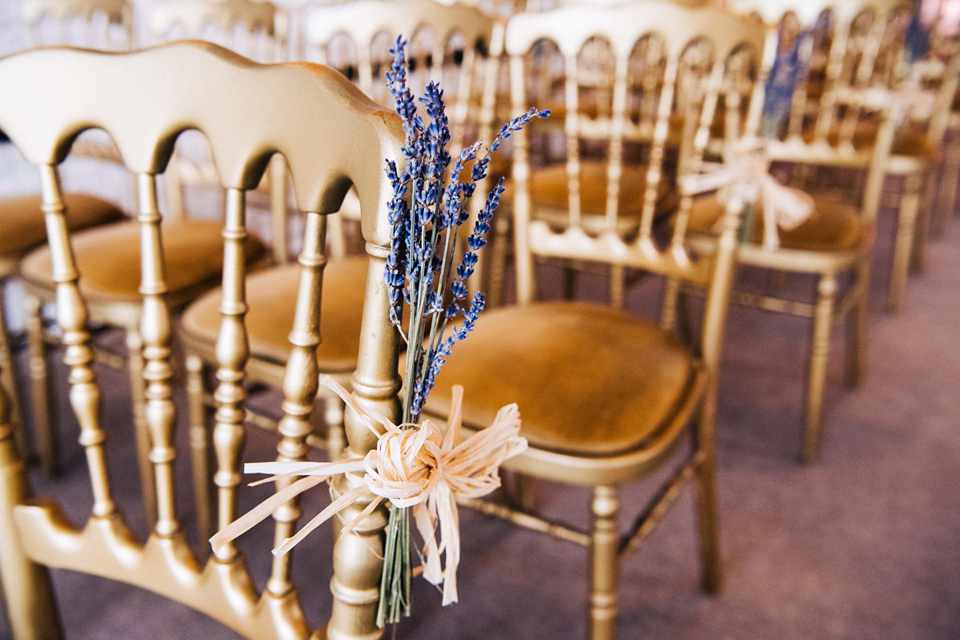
[505, 0, 765, 369]
[0, 41, 403, 640]
[300, 0, 498, 161]
[728, 0, 909, 222]
[20, 0, 133, 49]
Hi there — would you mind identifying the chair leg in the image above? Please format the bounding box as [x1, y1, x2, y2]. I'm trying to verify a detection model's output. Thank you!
[907, 172, 928, 277]
[126, 330, 157, 529]
[589, 485, 619, 640]
[846, 259, 870, 389]
[186, 353, 212, 557]
[693, 390, 721, 593]
[0, 280, 25, 458]
[0, 376, 62, 640]
[939, 134, 960, 221]
[802, 274, 837, 464]
[486, 215, 511, 307]
[25, 294, 56, 477]
[609, 265, 624, 309]
[887, 172, 921, 312]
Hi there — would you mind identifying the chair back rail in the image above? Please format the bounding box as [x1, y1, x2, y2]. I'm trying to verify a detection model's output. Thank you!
[0, 42, 403, 640]
[20, 0, 133, 48]
[300, 0, 497, 149]
[505, 0, 765, 318]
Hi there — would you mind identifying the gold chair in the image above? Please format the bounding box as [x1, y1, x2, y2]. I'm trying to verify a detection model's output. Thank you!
[177, 0, 500, 548]
[0, 0, 134, 467]
[421, 3, 764, 638]
[18, 10, 279, 519]
[0, 40, 404, 640]
[678, 0, 902, 462]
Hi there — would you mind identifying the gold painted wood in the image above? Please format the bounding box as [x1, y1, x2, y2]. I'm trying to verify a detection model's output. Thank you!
[683, 0, 903, 462]
[181, 0, 495, 558]
[21, 0, 133, 49]
[0, 42, 404, 639]
[421, 4, 763, 638]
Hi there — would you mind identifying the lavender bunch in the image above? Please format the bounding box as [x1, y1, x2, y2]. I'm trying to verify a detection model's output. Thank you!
[377, 37, 547, 627]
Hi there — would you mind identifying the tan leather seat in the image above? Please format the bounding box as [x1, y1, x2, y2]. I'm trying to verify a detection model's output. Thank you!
[181, 257, 368, 373]
[426, 301, 698, 456]
[687, 192, 869, 252]
[20, 219, 268, 303]
[505, 162, 678, 236]
[0, 193, 124, 258]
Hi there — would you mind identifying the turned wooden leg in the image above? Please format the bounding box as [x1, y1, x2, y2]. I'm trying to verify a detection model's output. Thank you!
[938, 134, 960, 221]
[487, 215, 511, 307]
[589, 485, 619, 640]
[0, 360, 61, 640]
[126, 330, 157, 529]
[660, 275, 681, 333]
[0, 280, 24, 458]
[888, 172, 922, 313]
[609, 265, 624, 310]
[25, 294, 55, 477]
[802, 274, 837, 464]
[694, 382, 721, 593]
[186, 353, 212, 556]
[846, 259, 870, 389]
[906, 172, 928, 278]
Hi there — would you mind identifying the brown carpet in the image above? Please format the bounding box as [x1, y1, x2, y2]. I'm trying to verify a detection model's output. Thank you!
[1, 200, 959, 639]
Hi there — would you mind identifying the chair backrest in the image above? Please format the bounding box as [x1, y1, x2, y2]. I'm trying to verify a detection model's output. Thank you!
[300, 0, 498, 154]
[147, 0, 291, 257]
[505, 0, 765, 368]
[20, 0, 133, 48]
[728, 0, 908, 220]
[0, 41, 403, 640]
[148, 0, 288, 62]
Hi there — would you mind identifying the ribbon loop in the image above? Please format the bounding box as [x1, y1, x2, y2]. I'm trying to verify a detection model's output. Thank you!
[681, 137, 814, 250]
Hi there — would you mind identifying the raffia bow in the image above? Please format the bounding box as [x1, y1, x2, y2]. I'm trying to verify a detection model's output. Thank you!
[210, 375, 527, 606]
[680, 138, 814, 250]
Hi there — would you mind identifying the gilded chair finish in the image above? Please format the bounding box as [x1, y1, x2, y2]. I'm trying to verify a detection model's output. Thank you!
[0, 41, 403, 640]
[4, 0, 133, 469]
[422, 3, 764, 638]
[679, 0, 902, 462]
[20, 0, 133, 49]
[177, 0, 500, 550]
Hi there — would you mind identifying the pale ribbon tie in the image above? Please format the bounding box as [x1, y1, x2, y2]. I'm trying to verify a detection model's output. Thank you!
[210, 375, 527, 606]
[680, 138, 814, 250]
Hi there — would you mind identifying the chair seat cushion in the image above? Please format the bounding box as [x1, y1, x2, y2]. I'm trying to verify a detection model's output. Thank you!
[0, 193, 125, 256]
[687, 191, 868, 252]
[802, 119, 935, 158]
[180, 257, 369, 372]
[20, 219, 268, 303]
[509, 161, 678, 233]
[423, 301, 698, 457]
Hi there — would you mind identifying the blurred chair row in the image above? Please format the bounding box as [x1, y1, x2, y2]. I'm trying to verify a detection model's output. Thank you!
[0, 0, 959, 639]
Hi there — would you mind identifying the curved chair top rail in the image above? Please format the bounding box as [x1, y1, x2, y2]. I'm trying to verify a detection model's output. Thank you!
[20, 0, 132, 26]
[504, 0, 766, 61]
[148, 0, 287, 42]
[725, 0, 912, 28]
[0, 41, 401, 240]
[302, 0, 498, 55]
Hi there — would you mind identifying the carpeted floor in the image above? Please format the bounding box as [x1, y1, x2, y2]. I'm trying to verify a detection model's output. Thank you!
[0, 193, 958, 639]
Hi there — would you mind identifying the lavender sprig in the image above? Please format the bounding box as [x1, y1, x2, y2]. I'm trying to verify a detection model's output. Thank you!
[377, 36, 548, 627]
